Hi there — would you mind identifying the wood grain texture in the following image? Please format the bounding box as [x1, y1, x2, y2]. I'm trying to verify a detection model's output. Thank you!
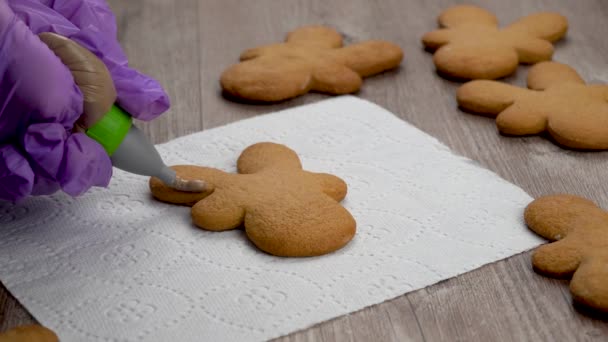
[2, 0, 608, 340]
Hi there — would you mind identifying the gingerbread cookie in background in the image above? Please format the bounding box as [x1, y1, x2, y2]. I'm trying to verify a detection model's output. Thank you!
[220, 25, 403, 102]
[525, 194, 608, 313]
[422, 4, 568, 80]
[0, 325, 58, 342]
[456, 61, 608, 150]
[150, 142, 356, 257]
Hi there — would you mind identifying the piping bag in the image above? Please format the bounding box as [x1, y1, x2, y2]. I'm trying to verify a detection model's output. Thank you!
[86, 104, 205, 192]
[39, 33, 205, 193]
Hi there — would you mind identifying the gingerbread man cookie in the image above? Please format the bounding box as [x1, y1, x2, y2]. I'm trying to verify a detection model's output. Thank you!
[0, 325, 58, 342]
[150, 142, 356, 257]
[525, 194, 608, 313]
[220, 25, 403, 102]
[457, 61, 608, 150]
[422, 5, 568, 80]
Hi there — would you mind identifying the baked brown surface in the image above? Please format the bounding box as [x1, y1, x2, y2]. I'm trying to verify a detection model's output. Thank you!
[525, 194, 608, 312]
[422, 4, 568, 80]
[457, 61, 608, 150]
[220, 25, 403, 102]
[150, 142, 356, 257]
[0, 325, 58, 342]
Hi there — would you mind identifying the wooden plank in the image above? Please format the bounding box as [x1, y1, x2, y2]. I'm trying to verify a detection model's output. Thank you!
[0, 284, 34, 331]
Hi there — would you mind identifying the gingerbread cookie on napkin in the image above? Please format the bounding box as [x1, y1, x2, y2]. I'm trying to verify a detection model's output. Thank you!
[457, 61, 608, 150]
[220, 25, 403, 102]
[150, 142, 356, 257]
[422, 5, 568, 80]
[525, 194, 608, 312]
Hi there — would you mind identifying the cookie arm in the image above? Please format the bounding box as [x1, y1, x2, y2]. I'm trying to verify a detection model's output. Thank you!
[149, 165, 214, 206]
[524, 194, 598, 237]
[526, 62, 585, 90]
[505, 12, 568, 42]
[532, 239, 581, 277]
[456, 80, 526, 115]
[310, 173, 348, 201]
[329, 41, 403, 77]
[421, 29, 457, 51]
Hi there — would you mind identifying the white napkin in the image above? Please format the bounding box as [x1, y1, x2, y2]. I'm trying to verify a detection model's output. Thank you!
[0, 96, 542, 342]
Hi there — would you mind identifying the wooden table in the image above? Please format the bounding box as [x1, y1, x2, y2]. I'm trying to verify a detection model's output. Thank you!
[2, 0, 607, 340]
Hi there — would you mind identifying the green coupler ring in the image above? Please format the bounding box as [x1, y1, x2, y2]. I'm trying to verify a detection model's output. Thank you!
[85, 104, 132, 156]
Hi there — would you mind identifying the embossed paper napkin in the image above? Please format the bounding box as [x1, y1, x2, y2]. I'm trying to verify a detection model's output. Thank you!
[0, 96, 542, 341]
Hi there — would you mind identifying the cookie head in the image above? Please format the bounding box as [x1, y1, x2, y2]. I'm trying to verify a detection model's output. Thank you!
[422, 5, 568, 80]
[150, 142, 356, 257]
[220, 25, 403, 102]
[525, 194, 608, 312]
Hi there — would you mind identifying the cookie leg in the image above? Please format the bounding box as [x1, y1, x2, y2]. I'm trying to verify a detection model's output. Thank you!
[330, 41, 403, 77]
[546, 104, 608, 150]
[512, 37, 554, 64]
[570, 256, 608, 312]
[526, 62, 584, 90]
[532, 238, 581, 277]
[457, 80, 525, 115]
[191, 194, 245, 231]
[495, 104, 548, 135]
[311, 63, 362, 94]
